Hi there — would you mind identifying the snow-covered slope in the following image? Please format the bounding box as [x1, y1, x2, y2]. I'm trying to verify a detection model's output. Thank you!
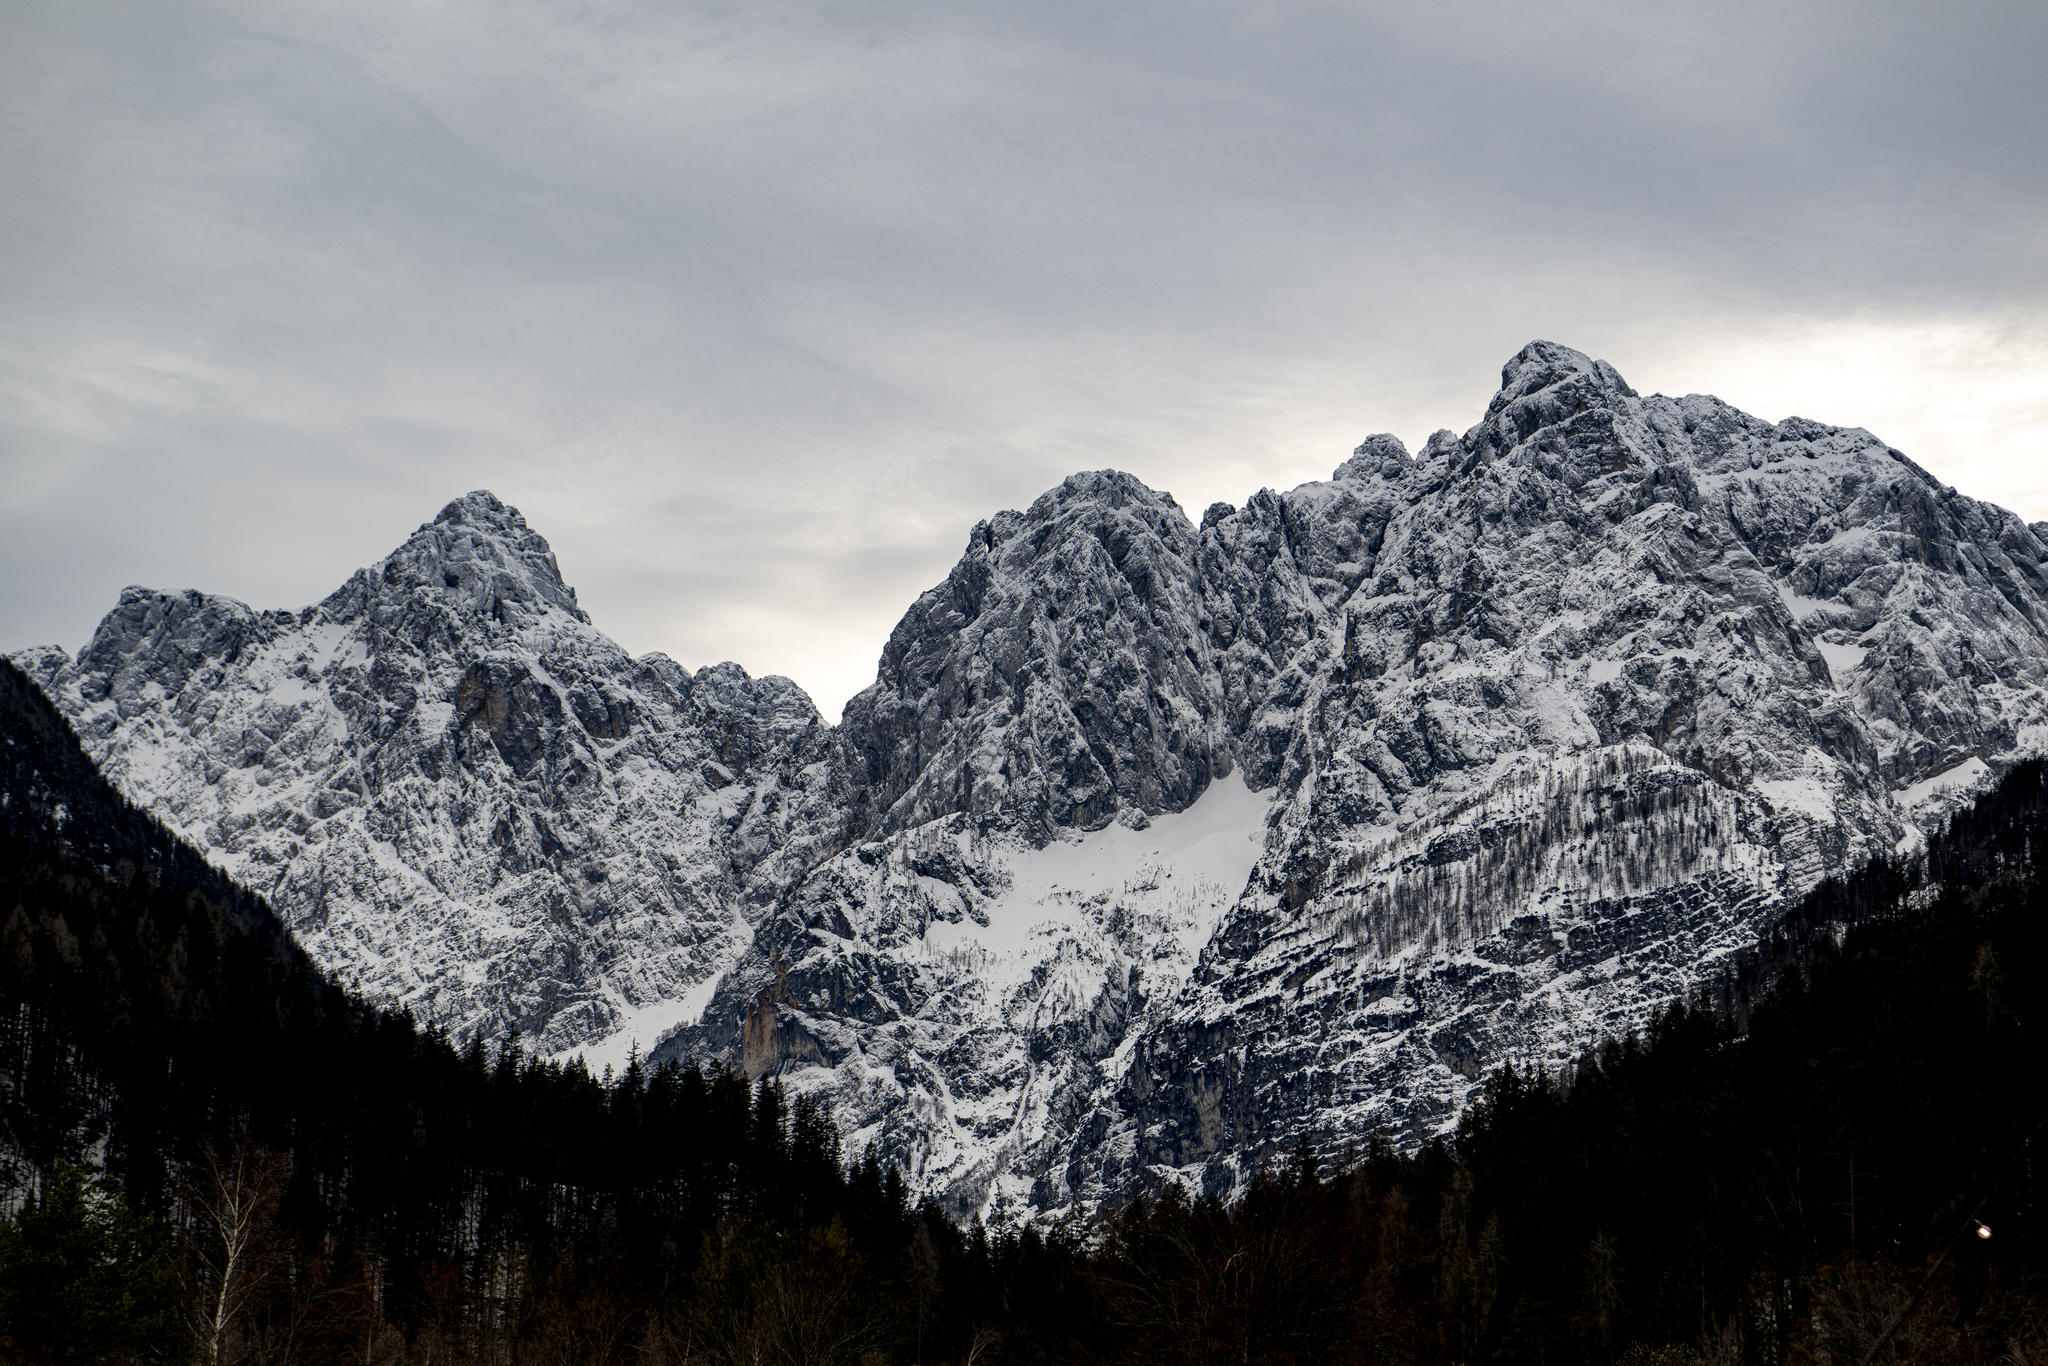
[14, 493, 850, 1057]
[687, 772, 1268, 1219]
[21, 343, 2048, 1219]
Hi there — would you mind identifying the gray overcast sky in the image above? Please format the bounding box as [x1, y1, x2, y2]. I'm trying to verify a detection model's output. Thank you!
[5, 0, 2046, 720]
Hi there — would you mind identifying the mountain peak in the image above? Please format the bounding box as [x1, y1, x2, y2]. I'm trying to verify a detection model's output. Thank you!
[1496, 340, 1637, 404]
[432, 489, 525, 531]
[306, 491, 590, 627]
[1334, 433, 1412, 482]
[1036, 468, 1184, 518]
[1455, 340, 1643, 471]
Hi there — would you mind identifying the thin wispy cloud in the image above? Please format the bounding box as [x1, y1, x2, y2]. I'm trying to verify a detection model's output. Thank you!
[6, 0, 2045, 718]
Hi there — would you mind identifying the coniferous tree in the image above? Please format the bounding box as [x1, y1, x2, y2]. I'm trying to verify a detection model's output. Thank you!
[0, 1164, 181, 1364]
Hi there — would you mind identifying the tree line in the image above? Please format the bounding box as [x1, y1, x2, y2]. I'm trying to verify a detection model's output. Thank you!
[3, 654, 2046, 1363]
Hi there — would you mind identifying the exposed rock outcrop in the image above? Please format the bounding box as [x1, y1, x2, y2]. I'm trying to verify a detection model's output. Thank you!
[16, 493, 851, 1055]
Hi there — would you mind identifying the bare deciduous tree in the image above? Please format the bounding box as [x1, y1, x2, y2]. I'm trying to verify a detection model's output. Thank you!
[963, 1325, 1002, 1366]
[178, 1132, 289, 1365]
[1804, 1257, 1959, 1365]
[691, 1219, 887, 1366]
[1575, 1230, 1624, 1364]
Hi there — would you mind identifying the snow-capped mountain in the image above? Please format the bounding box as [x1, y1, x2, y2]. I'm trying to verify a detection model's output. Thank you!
[19, 342, 2048, 1220]
[14, 493, 852, 1056]
[1053, 342, 2048, 1212]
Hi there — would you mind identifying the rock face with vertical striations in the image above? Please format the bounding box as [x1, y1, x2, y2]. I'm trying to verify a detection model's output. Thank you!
[20, 344, 2048, 1222]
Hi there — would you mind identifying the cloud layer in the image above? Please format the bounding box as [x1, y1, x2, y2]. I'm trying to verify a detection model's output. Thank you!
[6, 0, 2045, 718]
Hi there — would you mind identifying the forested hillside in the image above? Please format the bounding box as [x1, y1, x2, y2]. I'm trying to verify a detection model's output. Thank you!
[0, 657, 1092, 1362]
[3, 651, 2045, 1363]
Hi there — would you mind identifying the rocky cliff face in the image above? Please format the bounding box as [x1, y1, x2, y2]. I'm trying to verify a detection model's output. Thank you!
[21, 344, 2048, 1221]
[660, 342, 2048, 1221]
[15, 493, 850, 1057]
